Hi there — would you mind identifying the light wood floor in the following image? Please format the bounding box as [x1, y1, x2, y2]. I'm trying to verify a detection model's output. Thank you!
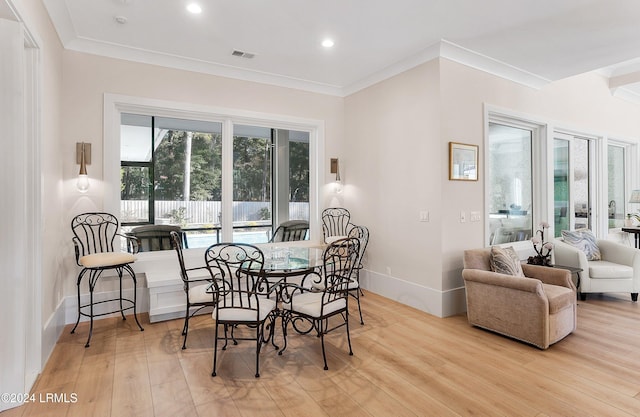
[4, 291, 640, 417]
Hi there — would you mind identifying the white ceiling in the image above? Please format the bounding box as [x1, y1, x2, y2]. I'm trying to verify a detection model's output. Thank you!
[36, 0, 640, 98]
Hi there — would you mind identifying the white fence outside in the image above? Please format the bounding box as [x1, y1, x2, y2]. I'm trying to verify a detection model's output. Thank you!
[121, 200, 309, 226]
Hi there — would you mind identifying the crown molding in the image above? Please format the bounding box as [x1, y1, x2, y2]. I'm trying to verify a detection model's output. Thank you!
[68, 36, 345, 96]
[341, 42, 442, 96]
[438, 40, 551, 90]
[610, 86, 640, 104]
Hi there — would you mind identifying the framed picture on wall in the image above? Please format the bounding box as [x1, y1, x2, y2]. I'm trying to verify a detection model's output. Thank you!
[449, 142, 478, 181]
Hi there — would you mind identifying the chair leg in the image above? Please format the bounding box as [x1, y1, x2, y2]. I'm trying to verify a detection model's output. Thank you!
[255, 324, 262, 378]
[632, 293, 638, 302]
[118, 267, 126, 320]
[345, 311, 353, 356]
[182, 304, 190, 350]
[354, 290, 364, 325]
[212, 322, 219, 377]
[86, 278, 95, 348]
[70, 270, 86, 335]
[319, 319, 328, 371]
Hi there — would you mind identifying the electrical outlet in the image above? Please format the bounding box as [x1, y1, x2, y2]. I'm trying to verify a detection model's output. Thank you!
[460, 211, 466, 223]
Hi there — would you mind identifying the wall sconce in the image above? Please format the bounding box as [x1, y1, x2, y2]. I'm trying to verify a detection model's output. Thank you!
[330, 158, 341, 181]
[330, 157, 342, 193]
[76, 142, 91, 193]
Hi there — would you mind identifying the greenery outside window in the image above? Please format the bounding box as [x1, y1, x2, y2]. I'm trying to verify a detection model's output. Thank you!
[120, 114, 311, 248]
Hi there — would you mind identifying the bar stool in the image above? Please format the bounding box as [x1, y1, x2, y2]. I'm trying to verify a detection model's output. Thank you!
[70, 212, 144, 347]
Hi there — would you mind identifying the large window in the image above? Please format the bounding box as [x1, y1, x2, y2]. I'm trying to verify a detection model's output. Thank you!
[115, 104, 315, 249]
[486, 108, 639, 246]
[487, 122, 535, 246]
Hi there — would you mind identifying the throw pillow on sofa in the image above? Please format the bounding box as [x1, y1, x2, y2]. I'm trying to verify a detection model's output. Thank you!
[561, 229, 602, 261]
[490, 246, 525, 277]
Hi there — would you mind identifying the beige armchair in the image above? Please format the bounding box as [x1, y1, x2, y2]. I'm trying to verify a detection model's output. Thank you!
[462, 247, 577, 349]
[553, 238, 640, 301]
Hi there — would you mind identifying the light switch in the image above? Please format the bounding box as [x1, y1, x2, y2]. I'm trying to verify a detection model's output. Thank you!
[419, 210, 429, 222]
[460, 211, 466, 223]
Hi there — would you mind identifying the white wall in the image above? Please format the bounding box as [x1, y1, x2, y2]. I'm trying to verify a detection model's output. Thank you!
[344, 60, 449, 315]
[26, 0, 66, 359]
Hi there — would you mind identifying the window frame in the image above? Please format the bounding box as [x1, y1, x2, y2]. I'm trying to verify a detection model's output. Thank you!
[484, 108, 548, 249]
[484, 105, 640, 248]
[104, 94, 324, 244]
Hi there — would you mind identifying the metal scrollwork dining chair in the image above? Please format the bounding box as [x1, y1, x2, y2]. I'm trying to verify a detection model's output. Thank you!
[321, 207, 355, 243]
[169, 231, 216, 350]
[347, 225, 369, 325]
[269, 220, 309, 242]
[70, 212, 144, 347]
[205, 243, 276, 378]
[280, 237, 360, 370]
[128, 224, 186, 252]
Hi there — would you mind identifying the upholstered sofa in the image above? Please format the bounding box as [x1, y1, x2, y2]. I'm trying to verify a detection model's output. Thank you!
[553, 238, 640, 301]
[462, 247, 577, 349]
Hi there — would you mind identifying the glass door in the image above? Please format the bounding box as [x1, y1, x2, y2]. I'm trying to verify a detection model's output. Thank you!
[608, 144, 626, 231]
[487, 123, 533, 245]
[553, 132, 595, 235]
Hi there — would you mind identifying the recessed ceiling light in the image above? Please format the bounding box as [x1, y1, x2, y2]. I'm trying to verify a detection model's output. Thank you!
[322, 39, 335, 48]
[186, 3, 202, 14]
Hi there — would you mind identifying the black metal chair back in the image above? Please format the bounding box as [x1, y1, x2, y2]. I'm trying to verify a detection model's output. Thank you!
[205, 243, 267, 315]
[128, 224, 186, 252]
[170, 231, 189, 283]
[71, 212, 120, 262]
[270, 220, 309, 242]
[347, 225, 369, 324]
[322, 237, 360, 295]
[348, 225, 369, 269]
[321, 207, 353, 242]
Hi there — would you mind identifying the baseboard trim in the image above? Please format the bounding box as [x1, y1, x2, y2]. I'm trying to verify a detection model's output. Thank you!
[360, 269, 467, 318]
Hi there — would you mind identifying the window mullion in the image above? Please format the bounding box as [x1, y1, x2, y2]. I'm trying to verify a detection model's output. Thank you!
[221, 119, 234, 241]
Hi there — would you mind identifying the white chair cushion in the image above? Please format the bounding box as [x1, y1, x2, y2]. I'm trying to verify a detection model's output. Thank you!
[312, 279, 357, 291]
[284, 292, 346, 318]
[213, 297, 276, 322]
[79, 252, 137, 268]
[325, 235, 347, 244]
[588, 261, 634, 279]
[188, 284, 215, 304]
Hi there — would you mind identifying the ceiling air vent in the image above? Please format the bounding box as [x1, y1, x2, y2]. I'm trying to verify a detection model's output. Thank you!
[231, 49, 255, 59]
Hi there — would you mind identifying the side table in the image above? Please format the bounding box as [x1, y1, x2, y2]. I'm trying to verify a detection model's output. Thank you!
[550, 264, 583, 291]
[622, 227, 640, 249]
